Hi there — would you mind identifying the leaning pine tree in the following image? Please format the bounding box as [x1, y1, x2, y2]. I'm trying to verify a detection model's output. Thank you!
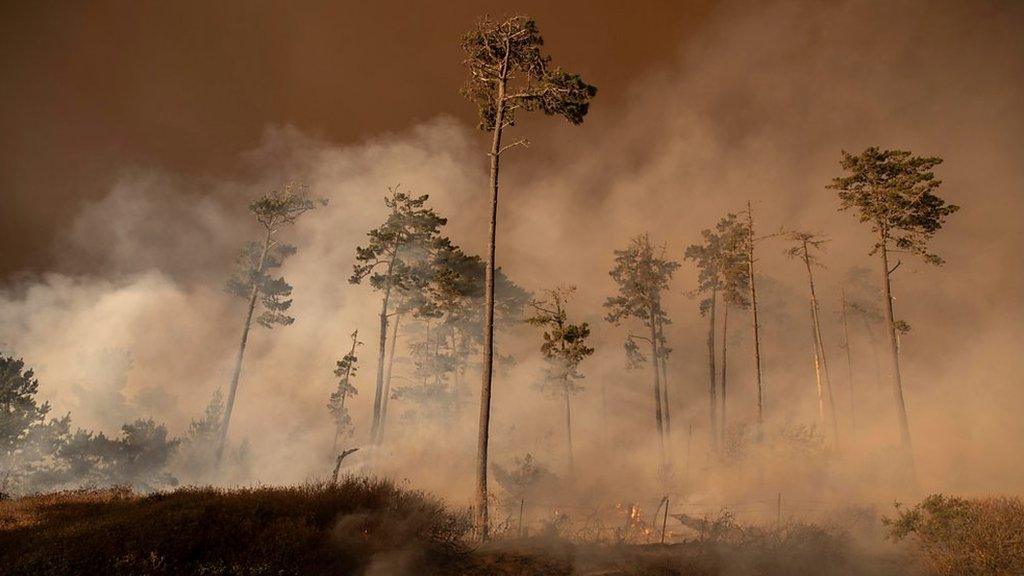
[827, 147, 958, 466]
[217, 186, 320, 461]
[460, 14, 596, 539]
[328, 330, 362, 454]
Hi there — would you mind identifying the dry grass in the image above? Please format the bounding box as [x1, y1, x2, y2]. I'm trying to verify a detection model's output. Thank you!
[0, 478, 471, 576]
[4, 485, 1019, 576]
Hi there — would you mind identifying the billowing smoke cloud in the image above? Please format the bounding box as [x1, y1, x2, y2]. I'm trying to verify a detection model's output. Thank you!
[1, 0, 1022, 514]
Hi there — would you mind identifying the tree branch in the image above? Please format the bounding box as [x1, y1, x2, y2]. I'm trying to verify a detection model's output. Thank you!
[495, 138, 530, 156]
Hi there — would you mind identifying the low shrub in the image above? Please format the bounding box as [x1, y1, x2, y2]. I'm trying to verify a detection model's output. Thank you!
[886, 494, 1024, 576]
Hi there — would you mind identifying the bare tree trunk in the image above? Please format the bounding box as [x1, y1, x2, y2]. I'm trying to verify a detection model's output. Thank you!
[879, 238, 914, 461]
[685, 423, 693, 483]
[564, 386, 574, 477]
[554, 318, 575, 478]
[371, 257, 396, 444]
[217, 228, 271, 462]
[376, 313, 402, 445]
[475, 63, 507, 541]
[660, 352, 670, 439]
[707, 286, 718, 451]
[656, 303, 671, 440]
[601, 379, 609, 449]
[810, 307, 826, 428]
[863, 319, 883, 392]
[649, 302, 666, 467]
[840, 288, 856, 433]
[453, 331, 465, 399]
[331, 383, 350, 455]
[745, 202, 765, 441]
[720, 301, 729, 441]
[801, 241, 838, 445]
[433, 323, 444, 395]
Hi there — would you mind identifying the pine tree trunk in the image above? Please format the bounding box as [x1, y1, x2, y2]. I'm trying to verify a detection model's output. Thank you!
[601, 378, 609, 449]
[707, 286, 718, 451]
[840, 288, 856, 433]
[564, 386, 574, 477]
[453, 331, 464, 398]
[331, 389, 350, 455]
[656, 303, 671, 439]
[475, 66, 507, 541]
[371, 257, 396, 444]
[649, 302, 665, 465]
[802, 242, 838, 445]
[810, 306, 826, 428]
[554, 315, 575, 477]
[863, 320, 883, 392]
[745, 202, 765, 441]
[660, 353, 670, 437]
[879, 238, 914, 460]
[420, 319, 431, 390]
[217, 228, 272, 462]
[720, 301, 729, 441]
[376, 313, 402, 444]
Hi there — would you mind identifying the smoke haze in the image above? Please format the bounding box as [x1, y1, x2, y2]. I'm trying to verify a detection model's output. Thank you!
[2, 0, 1022, 515]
